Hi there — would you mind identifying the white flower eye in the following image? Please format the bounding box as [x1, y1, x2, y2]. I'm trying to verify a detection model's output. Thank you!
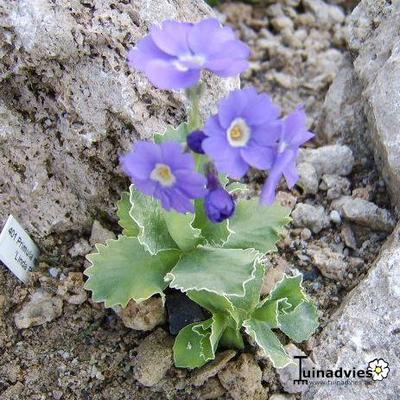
[227, 118, 251, 147]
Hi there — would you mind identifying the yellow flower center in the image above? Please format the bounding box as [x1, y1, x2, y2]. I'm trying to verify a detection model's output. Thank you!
[150, 163, 176, 187]
[374, 367, 382, 374]
[227, 118, 251, 147]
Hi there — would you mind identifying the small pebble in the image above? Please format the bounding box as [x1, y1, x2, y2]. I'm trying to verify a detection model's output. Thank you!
[49, 267, 60, 278]
[329, 210, 342, 224]
[300, 228, 312, 241]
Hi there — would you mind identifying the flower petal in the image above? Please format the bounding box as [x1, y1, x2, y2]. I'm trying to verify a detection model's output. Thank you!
[169, 188, 195, 213]
[250, 122, 282, 147]
[150, 20, 192, 56]
[260, 168, 282, 205]
[127, 36, 172, 72]
[174, 170, 207, 198]
[241, 92, 280, 126]
[283, 158, 300, 188]
[284, 107, 314, 147]
[120, 141, 161, 180]
[204, 115, 225, 138]
[188, 18, 235, 56]
[217, 88, 254, 128]
[134, 178, 158, 197]
[159, 141, 195, 170]
[240, 145, 275, 170]
[145, 59, 200, 89]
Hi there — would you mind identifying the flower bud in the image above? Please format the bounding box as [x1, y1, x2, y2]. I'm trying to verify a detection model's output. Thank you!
[204, 187, 235, 223]
[187, 130, 207, 154]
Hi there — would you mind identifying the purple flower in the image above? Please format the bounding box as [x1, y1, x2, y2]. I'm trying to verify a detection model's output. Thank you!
[187, 130, 207, 154]
[205, 188, 235, 223]
[260, 107, 314, 205]
[127, 19, 250, 90]
[202, 87, 281, 179]
[204, 170, 235, 223]
[120, 141, 207, 213]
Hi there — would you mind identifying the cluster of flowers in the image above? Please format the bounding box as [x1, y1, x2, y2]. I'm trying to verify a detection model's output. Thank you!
[120, 19, 313, 223]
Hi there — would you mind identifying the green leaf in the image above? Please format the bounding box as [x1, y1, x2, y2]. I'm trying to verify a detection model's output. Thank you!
[199, 313, 226, 361]
[219, 324, 245, 350]
[129, 185, 178, 254]
[192, 199, 231, 246]
[187, 290, 243, 331]
[224, 200, 290, 253]
[278, 301, 319, 343]
[166, 246, 259, 297]
[253, 274, 319, 343]
[174, 321, 211, 369]
[252, 299, 280, 328]
[163, 210, 202, 252]
[154, 122, 190, 144]
[226, 181, 249, 194]
[116, 192, 139, 237]
[243, 319, 294, 368]
[84, 236, 180, 307]
[227, 261, 265, 315]
[268, 274, 306, 312]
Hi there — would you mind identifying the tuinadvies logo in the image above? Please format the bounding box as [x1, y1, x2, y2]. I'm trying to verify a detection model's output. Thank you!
[293, 356, 390, 385]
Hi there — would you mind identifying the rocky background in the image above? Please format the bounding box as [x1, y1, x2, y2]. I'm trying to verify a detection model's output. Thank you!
[0, 0, 399, 399]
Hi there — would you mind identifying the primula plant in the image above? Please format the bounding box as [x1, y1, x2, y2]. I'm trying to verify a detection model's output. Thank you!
[84, 18, 318, 369]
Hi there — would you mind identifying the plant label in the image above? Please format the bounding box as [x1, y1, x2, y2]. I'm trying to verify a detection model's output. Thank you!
[0, 215, 40, 283]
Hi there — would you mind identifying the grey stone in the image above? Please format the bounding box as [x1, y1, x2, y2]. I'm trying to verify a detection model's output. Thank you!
[57, 272, 87, 305]
[303, 222, 400, 400]
[192, 350, 236, 387]
[346, 0, 400, 210]
[329, 210, 341, 225]
[68, 239, 92, 258]
[0, 0, 239, 246]
[298, 145, 354, 177]
[303, 0, 345, 27]
[277, 344, 315, 394]
[297, 162, 319, 195]
[218, 353, 265, 400]
[292, 203, 330, 234]
[317, 55, 368, 156]
[133, 328, 174, 387]
[341, 224, 357, 250]
[331, 196, 396, 233]
[308, 247, 347, 281]
[118, 297, 165, 331]
[325, 0, 359, 9]
[320, 174, 350, 200]
[89, 220, 116, 246]
[197, 377, 226, 400]
[14, 290, 63, 329]
[269, 395, 296, 400]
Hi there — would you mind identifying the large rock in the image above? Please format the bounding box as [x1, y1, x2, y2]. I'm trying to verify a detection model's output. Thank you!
[316, 55, 369, 158]
[303, 222, 400, 400]
[0, 0, 238, 246]
[345, 1, 400, 210]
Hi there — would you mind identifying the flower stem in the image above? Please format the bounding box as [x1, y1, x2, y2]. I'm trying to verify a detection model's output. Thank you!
[185, 84, 204, 131]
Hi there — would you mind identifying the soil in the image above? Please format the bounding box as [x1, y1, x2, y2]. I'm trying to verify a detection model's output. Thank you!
[0, 1, 394, 399]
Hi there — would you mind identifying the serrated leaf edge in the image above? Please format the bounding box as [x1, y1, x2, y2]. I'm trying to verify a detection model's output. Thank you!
[84, 236, 178, 308]
[242, 319, 295, 369]
[165, 247, 262, 299]
[128, 184, 178, 255]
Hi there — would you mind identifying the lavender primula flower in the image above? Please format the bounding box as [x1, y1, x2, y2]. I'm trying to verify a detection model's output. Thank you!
[202, 87, 281, 179]
[204, 170, 235, 223]
[187, 130, 207, 154]
[205, 188, 235, 223]
[127, 19, 250, 90]
[260, 107, 314, 205]
[120, 141, 207, 213]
